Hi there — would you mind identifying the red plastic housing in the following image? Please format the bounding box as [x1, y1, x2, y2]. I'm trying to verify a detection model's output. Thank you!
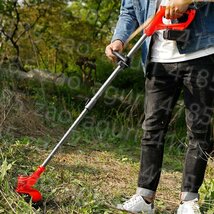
[145, 6, 196, 36]
[16, 166, 45, 203]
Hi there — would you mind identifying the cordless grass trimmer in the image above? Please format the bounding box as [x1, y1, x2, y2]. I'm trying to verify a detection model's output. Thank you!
[15, 6, 196, 204]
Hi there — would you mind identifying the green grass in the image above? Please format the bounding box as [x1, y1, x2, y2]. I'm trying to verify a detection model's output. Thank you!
[1, 130, 213, 213]
[0, 78, 213, 213]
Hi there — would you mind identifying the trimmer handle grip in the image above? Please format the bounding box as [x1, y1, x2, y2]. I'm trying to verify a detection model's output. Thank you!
[145, 6, 196, 36]
[112, 51, 127, 62]
[112, 51, 130, 67]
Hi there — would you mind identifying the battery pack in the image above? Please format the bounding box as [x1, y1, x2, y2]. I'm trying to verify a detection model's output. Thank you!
[163, 29, 190, 43]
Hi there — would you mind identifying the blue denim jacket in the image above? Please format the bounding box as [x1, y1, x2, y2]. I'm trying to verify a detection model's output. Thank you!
[112, 0, 214, 65]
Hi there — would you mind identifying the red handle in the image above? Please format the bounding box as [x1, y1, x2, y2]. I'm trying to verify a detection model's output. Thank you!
[144, 6, 196, 36]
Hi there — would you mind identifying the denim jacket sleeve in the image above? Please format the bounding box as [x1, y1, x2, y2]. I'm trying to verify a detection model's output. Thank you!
[111, 0, 139, 44]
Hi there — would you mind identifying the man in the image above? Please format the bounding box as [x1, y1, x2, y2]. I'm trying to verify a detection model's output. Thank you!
[105, 0, 214, 213]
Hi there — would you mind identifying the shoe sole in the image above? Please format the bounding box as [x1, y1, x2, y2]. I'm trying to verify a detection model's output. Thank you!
[105, 202, 154, 214]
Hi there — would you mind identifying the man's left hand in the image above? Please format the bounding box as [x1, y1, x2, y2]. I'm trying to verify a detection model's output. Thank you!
[165, 0, 192, 19]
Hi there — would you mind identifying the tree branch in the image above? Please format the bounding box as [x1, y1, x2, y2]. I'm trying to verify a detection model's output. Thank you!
[15, 8, 47, 44]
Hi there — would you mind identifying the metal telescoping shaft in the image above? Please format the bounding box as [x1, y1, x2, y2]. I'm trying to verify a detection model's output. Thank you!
[127, 34, 147, 58]
[41, 33, 148, 168]
[42, 65, 122, 167]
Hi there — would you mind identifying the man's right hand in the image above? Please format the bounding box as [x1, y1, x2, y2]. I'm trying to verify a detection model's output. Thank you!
[105, 40, 124, 62]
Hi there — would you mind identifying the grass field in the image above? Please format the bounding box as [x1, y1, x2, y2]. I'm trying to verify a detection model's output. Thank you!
[0, 84, 213, 213]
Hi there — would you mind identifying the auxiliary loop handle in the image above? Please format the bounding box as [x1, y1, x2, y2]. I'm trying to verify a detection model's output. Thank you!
[144, 6, 196, 36]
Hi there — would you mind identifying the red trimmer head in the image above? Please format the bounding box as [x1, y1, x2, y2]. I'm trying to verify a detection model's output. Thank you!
[16, 166, 45, 203]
